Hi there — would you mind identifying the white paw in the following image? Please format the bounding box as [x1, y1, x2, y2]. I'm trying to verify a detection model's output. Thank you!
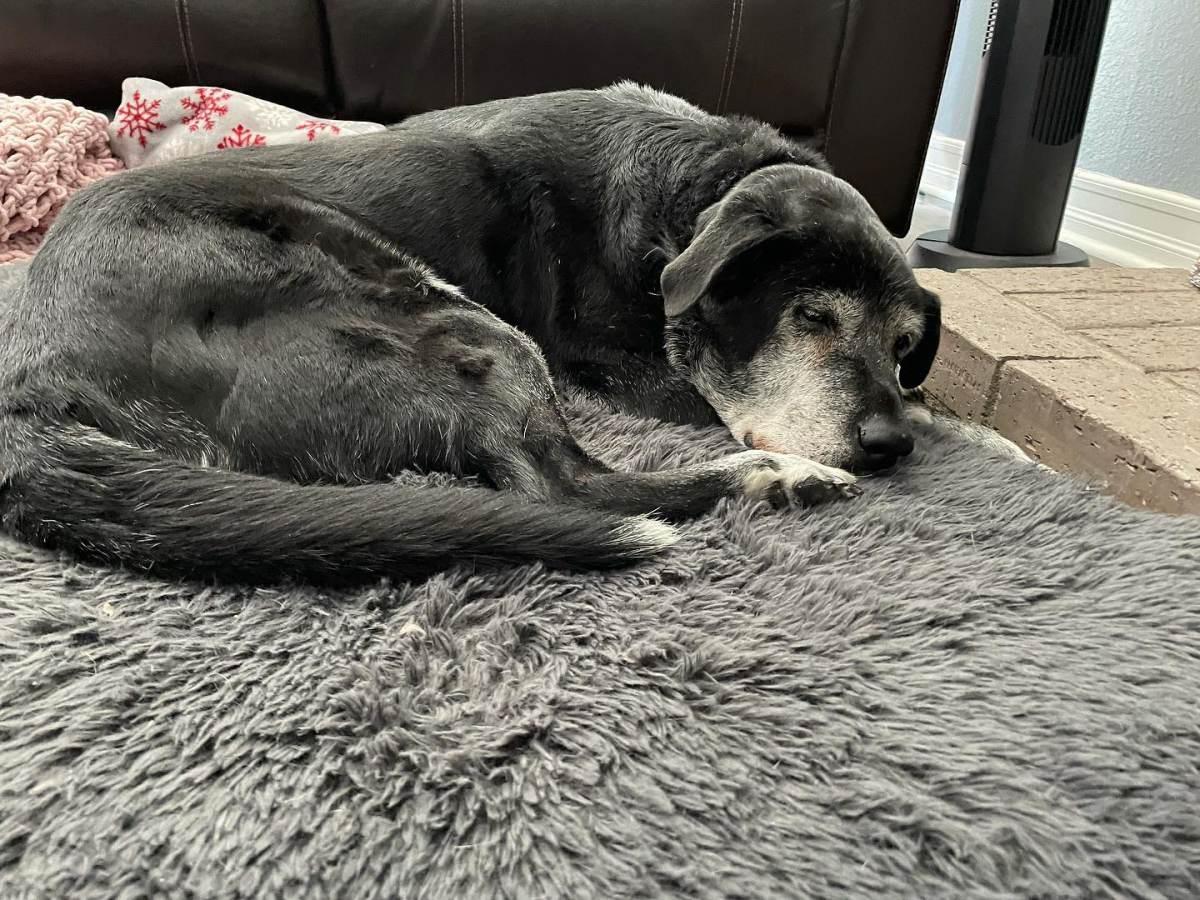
[904, 401, 935, 426]
[734, 451, 860, 507]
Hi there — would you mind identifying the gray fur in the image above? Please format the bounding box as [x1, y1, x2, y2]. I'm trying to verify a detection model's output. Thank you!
[0, 85, 941, 580]
[2, 380, 1199, 899]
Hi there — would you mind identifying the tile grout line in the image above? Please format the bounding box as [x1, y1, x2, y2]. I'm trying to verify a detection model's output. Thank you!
[980, 354, 1102, 424]
[1066, 321, 1200, 330]
[965, 291, 1175, 374]
[1145, 365, 1200, 374]
[988, 288, 1199, 295]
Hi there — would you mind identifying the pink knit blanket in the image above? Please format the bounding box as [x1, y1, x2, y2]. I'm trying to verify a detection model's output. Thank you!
[0, 81, 384, 265]
[0, 95, 125, 263]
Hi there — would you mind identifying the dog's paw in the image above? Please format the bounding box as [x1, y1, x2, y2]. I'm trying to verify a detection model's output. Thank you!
[735, 451, 860, 508]
[928, 415, 1036, 464]
[903, 401, 935, 427]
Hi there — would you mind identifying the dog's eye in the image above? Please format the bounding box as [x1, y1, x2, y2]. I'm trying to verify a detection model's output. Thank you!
[796, 306, 829, 327]
[894, 334, 914, 358]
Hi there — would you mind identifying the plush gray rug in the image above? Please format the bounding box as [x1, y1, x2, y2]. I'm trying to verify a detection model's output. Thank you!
[2, 385, 1200, 900]
[3, 252, 1200, 898]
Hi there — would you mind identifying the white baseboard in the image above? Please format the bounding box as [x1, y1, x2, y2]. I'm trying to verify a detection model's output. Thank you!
[918, 134, 1200, 269]
[919, 135, 963, 208]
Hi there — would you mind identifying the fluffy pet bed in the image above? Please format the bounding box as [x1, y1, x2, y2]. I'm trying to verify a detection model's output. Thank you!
[2, 265, 1200, 899]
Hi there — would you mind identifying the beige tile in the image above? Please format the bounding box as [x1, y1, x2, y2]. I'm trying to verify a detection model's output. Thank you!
[1161, 370, 1200, 396]
[918, 269, 1120, 429]
[966, 267, 1192, 295]
[918, 270, 1109, 359]
[924, 329, 996, 423]
[917, 267, 1200, 514]
[1080, 325, 1200, 372]
[991, 358, 1200, 515]
[1007, 291, 1200, 330]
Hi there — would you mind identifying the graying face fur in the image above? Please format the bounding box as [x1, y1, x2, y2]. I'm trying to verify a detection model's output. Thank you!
[689, 295, 923, 464]
[662, 165, 941, 472]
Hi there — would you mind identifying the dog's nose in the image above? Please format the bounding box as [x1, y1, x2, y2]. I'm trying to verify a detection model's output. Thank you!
[857, 415, 914, 465]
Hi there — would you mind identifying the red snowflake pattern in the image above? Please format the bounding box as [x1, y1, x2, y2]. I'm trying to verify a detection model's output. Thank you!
[115, 90, 167, 147]
[180, 87, 232, 132]
[296, 119, 342, 142]
[216, 124, 267, 150]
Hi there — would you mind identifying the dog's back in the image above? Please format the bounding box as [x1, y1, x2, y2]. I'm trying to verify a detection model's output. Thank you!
[0, 85, 854, 583]
[0, 131, 687, 582]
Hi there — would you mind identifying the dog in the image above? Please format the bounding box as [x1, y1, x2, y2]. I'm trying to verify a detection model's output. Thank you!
[0, 84, 939, 583]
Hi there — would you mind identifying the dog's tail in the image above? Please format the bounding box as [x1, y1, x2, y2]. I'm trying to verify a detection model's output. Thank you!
[0, 415, 678, 582]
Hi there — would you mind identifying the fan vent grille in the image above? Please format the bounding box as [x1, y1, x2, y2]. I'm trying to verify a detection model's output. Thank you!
[982, 0, 999, 55]
[1031, 0, 1109, 145]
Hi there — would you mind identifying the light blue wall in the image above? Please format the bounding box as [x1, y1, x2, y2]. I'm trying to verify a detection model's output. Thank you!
[933, 0, 1200, 198]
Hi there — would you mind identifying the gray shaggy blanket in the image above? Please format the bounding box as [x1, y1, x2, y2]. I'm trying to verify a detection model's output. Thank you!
[2, 262, 1200, 897]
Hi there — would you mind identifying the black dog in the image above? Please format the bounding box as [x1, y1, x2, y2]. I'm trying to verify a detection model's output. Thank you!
[0, 84, 938, 582]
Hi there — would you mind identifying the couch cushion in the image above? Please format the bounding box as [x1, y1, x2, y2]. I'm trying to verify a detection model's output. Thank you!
[323, 0, 846, 132]
[1, 0, 958, 235]
[0, 0, 332, 117]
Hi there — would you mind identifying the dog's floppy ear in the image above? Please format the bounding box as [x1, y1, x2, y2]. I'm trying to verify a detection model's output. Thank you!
[899, 288, 941, 389]
[660, 203, 785, 318]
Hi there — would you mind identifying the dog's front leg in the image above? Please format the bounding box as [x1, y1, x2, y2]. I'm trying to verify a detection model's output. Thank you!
[568, 450, 859, 520]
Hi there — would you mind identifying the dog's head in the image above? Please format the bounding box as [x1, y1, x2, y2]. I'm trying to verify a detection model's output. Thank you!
[662, 164, 939, 472]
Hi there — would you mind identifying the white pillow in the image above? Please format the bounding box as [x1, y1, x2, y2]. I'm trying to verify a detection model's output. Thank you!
[108, 77, 386, 168]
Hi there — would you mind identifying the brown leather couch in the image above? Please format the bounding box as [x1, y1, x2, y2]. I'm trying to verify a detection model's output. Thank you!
[0, 1, 958, 235]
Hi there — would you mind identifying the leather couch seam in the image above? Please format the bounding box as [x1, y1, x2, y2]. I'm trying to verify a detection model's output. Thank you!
[822, 0, 854, 151]
[459, 0, 467, 104]
[451, 0, 465, 105]
[174, 0, 201, 82]
[717, 0, 744, 113]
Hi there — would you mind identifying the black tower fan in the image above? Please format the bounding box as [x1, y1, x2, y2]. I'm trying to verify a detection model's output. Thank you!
[909, 0, 1112, 270]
